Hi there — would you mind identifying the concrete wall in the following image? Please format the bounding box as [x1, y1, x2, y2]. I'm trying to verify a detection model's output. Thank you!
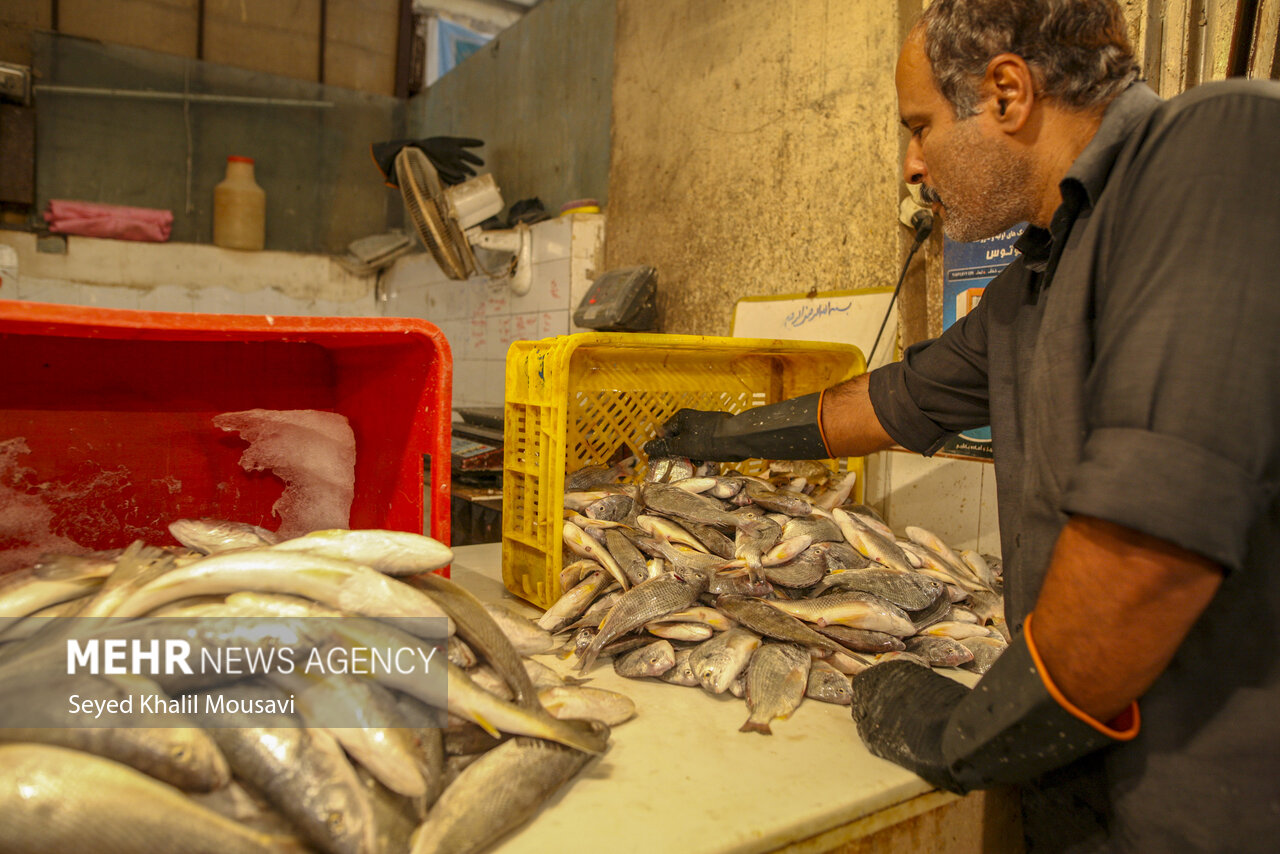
[606, 1, 908, 337]
[406, 0, 613, 217]
[0, 0, 401, 95]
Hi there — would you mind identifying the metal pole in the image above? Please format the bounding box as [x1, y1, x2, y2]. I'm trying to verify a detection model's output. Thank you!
[33, 84, 334, 108]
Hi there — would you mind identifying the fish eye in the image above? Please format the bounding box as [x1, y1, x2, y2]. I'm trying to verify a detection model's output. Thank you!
[327, 812, 346, 832]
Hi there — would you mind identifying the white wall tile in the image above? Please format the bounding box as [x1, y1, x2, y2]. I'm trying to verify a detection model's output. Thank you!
[881, 451, 987, 552]
[81, 284, 141, 310]
[138, 285, 196, 313]
[483, 359, 507, 407]
[977, 463, 1002, 557]
[22, 278, 84, 305]
[491, 314, 514, 360]
[510, 312, 541, 344]
[241, 288, 304, 317]
[452, 359, 486, 409]
[539, 310, 568, 339]
[189, 287, 245, 314]
[466, 315, 492, 361]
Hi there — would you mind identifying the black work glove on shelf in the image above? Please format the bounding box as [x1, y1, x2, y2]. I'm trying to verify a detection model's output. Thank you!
[371, 137, 485, 187]
[849, 626, 1137, 794]
[642, 392, 831, 462]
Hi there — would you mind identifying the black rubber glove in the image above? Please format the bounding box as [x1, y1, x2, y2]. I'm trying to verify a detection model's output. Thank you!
[848, 660, 970, 791]
[370, 137, 485, 187]
[642, 392, 831, 462]
[849, 627, 1136, 794]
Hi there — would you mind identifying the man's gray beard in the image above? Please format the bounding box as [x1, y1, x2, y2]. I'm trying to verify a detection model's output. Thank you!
[937, 125, 1035, 242]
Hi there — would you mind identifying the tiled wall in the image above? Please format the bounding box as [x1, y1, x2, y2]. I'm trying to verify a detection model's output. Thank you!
[382, 214, 605, 409]
[0, 232, 378, 316]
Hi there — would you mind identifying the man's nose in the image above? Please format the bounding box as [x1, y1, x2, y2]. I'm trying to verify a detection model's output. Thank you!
[903, 139, 927, 186]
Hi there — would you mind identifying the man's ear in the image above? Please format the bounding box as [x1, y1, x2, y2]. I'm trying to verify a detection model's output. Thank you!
[984, 52, 1034, 131]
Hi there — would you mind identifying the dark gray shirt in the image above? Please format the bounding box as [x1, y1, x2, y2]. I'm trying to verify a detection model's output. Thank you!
[869, 80, 1280, 852]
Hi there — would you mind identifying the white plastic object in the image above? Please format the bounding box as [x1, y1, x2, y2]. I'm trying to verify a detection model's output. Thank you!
[469, 222, 532, 296]
[445, 174, 505, 230]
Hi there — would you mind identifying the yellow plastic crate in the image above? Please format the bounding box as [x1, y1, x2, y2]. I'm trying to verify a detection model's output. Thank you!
[501, 332, 867, 609]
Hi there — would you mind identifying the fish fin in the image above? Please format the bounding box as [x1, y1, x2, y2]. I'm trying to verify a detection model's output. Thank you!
[559, 675, 592, 686]
[470, 712, 503, 739]
[31, 555, 107, 581]
[739, 718, 773, 735]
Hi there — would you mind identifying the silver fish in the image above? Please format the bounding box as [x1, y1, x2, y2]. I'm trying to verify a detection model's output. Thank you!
[481, 603, 557, 655]
[741, 642, 811, 734]
[0, 560, 103, 620]
[603, 527, 652, 586]
[646, 621, 714, 641]
[0, 743, 286, 854]
[806, 658, 853, 705]
[564, 520, 630, 590]
[814, 624, 906, 654]
[168, 518, 280, 554]
[904, 634, 976, 668]
[765, 591, 917, 637]
[271, 528, 452, 575]
[813, 470, 858, 511]
[200, 683, 378, 854]
[919, 620, 992, 640]
[659, 647, 700, 686]
[781, 515, 843, 544]
[614, 639, 676, 678]
[831, 508, 914, 574]
[578, 571, 709, 672]
[645, 456, 696, 483]
[744, 481, 814, 516]
[762, 543, 827, 589]
[637, 514, 709, 552]
[411, 572, 540, 710]
[409, 722, 610, 854]
[714, 594, 844, 655]
[584, 493, 636, 523]
[689, 626, 761, 694]
[960, 635, 1009, 674]
[539, 686, 636, 726]
[565, 457, 635, 491]
[811, 567, 946, 610]
[538, 569, 609, 632]
[108, 548, 454, 634]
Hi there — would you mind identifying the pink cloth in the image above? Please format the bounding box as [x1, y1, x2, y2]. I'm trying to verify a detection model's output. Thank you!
[44, 199, 173, 243]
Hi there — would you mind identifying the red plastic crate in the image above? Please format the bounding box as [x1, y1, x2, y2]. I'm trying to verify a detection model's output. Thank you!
[0, 302, 451, 566]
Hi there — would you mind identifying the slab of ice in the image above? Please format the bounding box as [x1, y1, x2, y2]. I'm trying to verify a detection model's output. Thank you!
[0, 438, 85, 573]
[213, 409, 356, 538]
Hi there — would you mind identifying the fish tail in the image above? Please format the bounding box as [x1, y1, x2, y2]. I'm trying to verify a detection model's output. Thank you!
[739, 718, 773, 735]
[553, 717, 610, 754]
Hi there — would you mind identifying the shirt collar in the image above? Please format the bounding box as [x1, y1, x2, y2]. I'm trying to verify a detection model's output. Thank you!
[1061, 81, 1163, 210]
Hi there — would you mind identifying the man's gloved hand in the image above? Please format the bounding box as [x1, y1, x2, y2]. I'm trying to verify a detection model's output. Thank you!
[642, 392, 831, 462]
[370, 137, 485, 187]
[849, 661, 972, 792]
[848, 621, 1139, 795]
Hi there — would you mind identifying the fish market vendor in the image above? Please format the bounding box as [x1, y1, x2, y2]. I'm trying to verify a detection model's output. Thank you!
[645, 1, 1280, 850]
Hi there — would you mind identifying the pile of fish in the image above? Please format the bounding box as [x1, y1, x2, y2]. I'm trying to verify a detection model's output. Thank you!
[0, 521, 633, 854]
[556, 457, 1009, 734]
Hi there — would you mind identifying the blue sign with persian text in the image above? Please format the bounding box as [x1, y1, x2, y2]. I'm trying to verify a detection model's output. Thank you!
[939, 225, 1026, 460]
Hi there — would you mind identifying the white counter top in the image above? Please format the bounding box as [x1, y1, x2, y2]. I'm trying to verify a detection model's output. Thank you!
[448, 543, 957, 854]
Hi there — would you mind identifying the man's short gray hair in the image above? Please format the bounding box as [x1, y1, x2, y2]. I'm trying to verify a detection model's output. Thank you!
[920, 0, 1140, 118]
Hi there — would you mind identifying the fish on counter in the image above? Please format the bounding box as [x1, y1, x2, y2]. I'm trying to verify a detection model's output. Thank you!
[541, 454, 1008, 742]
[0, 517, 619, 854]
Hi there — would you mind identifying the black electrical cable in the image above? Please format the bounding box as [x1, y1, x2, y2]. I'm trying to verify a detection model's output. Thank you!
[868, 209, 934, 364]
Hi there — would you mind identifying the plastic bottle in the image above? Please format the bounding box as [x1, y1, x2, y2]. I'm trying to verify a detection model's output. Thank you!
[213, 156, 265, 251]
